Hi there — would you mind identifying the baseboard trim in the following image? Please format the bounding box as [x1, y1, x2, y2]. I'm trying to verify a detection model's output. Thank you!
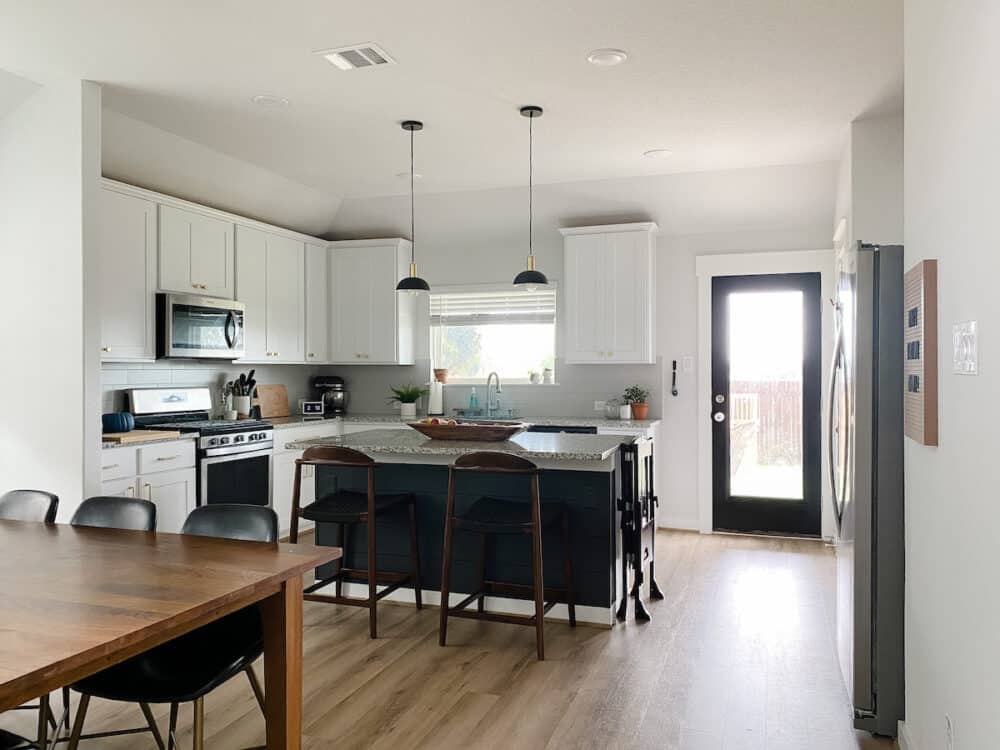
[331, 581, 614, 628]
[657, 516, 700, 531]
[897, 720, 916, 750]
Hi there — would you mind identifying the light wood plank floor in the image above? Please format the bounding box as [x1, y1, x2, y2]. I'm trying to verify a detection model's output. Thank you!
[2, 531, 895, 749]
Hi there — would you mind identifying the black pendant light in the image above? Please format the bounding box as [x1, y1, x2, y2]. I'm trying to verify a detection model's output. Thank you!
[513, 105, 548, 290]
[396, 120, 430, 293]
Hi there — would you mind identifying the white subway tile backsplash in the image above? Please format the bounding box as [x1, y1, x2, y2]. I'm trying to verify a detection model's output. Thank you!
[126, 369, 166, 385]
[101, 369, 129, 386]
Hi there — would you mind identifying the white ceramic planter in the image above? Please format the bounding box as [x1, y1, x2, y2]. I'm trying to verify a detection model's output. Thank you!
[400, 402, 417, 419]
[619, 404, 632, 420]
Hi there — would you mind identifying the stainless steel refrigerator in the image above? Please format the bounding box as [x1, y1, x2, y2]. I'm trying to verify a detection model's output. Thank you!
[829, 241, 905, 737]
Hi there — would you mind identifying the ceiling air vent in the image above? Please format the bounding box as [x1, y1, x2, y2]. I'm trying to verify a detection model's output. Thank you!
[316, 43, 397, 71]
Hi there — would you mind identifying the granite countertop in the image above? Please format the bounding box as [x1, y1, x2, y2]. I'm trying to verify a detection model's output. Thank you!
[102, 435, 196, 450]
[286, 428, 626, 461]
[267, 414, 659, 430]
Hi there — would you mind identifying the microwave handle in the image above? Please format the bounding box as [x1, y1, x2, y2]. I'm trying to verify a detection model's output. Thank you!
[224, 310, 237, 349]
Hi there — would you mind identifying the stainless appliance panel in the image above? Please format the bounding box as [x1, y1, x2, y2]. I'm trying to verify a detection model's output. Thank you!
[157, 293, 246, 360]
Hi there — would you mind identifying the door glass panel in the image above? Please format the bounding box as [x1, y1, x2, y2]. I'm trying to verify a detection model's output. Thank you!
[728, 291, 804, 500]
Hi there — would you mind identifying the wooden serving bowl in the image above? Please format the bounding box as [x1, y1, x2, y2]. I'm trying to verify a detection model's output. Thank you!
[407, 420, 529, 442]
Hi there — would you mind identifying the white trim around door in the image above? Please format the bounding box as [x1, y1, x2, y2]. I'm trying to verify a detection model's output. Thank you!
[695, 249, 836, 537]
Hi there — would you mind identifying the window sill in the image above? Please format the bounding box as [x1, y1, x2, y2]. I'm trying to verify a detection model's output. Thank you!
[440, 381, 560, 387]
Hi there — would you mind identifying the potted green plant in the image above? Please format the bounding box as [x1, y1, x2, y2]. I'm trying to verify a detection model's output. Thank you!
[388, 384, 429, 420]
[623, 385, 651, 420]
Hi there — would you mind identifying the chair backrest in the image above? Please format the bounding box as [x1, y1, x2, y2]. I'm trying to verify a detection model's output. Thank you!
[71, 496, 157, 532]
[0, 489, 59, 523]
[452, 451, 540, 475]
[298, 445, 374, 467]
[181, 504, 278, 543]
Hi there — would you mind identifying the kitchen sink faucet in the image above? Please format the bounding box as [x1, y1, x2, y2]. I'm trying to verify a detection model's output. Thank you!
[486, 372, 503, 417]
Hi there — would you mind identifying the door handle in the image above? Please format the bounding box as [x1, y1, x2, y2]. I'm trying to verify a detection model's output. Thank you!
[827, 320, 847, 534]
[713, 412, 726, 423]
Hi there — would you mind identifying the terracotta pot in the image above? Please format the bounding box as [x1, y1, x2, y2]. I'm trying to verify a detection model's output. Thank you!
[630, 403, 650, 420]
[433, 368, 449, 384]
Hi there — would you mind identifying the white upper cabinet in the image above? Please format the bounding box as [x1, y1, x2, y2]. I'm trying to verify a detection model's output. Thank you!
[561, 223, 657, 364]
[98, 188, 157, 361]
[235, 225, 305, 363]
[328, 239, 415, 365]
[159, 204, 235, 299]
[304, 243, 329, 363]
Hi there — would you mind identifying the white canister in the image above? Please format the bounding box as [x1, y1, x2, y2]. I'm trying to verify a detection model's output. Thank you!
[619, 403, 632, 420]
[233, 395, 251, 418]
[400, 402, 417, 419]
[542, 368, 554, 384]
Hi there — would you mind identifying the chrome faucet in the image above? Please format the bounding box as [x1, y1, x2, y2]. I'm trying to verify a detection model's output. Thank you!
[486, 371, 503, 417]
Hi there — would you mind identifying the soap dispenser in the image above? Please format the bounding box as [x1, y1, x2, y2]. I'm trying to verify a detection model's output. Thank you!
[469, 387, 480, 412]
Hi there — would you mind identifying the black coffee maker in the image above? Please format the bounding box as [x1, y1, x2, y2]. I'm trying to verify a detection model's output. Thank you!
[313, 375, 347, 416]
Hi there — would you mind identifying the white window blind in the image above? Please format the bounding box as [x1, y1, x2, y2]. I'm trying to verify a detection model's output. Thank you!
[430, 289, 557, 327]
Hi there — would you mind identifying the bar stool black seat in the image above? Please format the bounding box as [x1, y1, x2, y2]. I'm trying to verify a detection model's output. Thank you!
[0, 489, 59, 524]
[289, 445, 422, 639]
[66, 504, 277, 750]
[439, 451, 575, 661]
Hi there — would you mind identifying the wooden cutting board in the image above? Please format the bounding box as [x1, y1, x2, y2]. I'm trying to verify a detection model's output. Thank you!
[103, 430, 182, 444]
[255, 384, 290, 418]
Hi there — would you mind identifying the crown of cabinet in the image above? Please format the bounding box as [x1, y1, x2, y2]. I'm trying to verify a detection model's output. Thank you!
[561, 223, 657, 365]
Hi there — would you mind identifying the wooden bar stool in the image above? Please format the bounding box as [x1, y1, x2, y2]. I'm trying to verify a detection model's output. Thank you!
[439, 451, 575, 661]
[289, 445, 422, 638]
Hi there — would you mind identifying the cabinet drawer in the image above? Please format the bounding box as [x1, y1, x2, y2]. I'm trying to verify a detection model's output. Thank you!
[138, 440, 196, 475]
[101, 447, 137, 482]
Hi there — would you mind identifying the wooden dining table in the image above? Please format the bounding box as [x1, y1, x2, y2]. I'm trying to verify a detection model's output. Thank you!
[0, 520, 341, 749]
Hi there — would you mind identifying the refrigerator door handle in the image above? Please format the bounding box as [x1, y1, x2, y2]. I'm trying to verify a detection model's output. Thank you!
[827, 311, 846, 534]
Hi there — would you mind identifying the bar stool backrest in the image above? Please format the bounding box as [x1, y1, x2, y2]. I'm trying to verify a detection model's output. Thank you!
[0, 489, 59, 523]
[452, 451, 540, 475]
[299, 445, 375, 468]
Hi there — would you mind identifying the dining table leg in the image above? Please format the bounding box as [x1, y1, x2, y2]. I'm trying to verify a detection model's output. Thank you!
[261, 576, 304, 749]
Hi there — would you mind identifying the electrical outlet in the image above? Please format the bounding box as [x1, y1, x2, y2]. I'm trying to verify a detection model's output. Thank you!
[594, 400, 606, 412]
[945, 714, 954, 750]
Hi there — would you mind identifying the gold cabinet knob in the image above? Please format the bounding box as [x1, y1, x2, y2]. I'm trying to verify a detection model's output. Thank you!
[308, 353, 315, 358]
[101, 346, 111, 353]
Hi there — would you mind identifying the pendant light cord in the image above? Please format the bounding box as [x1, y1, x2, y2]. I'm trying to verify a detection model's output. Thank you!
[528, 113, 534, 258]
[410, 127, 416, 265]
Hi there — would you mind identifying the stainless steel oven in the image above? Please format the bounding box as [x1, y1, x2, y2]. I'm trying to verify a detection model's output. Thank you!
[198, 431, 273, 507]
[156, 293, 246, 360]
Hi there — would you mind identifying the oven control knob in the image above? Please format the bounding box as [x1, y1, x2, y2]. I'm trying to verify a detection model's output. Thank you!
[234, 434, 244, 442]
[208, 438, 218, 446]
[220, 436, 230, 445]
[258, 432, 267, 441]
[247, 433, 256, 442]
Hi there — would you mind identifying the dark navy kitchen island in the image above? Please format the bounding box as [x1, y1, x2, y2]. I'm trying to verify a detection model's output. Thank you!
[286, 429, 628, 626]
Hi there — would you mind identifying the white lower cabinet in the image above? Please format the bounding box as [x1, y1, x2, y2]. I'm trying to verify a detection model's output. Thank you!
[99, 440, 196, 533]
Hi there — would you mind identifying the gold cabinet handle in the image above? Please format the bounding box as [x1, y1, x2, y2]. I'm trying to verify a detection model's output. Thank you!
[143, 482, 152, 500]
[155, 455, 180, 462]
[102, 463, 119, 471]
[101, 346, 112, 353]
[308, 353, 315, 358]
[125, 485, 135, 497]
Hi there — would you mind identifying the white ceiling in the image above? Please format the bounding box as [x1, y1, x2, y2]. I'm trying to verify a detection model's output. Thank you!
[0, 0, 901, 199]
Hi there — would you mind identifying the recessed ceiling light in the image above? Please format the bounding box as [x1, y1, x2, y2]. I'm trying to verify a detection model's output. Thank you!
[396, 171, 423, 180]
[643, 149, 672, 159]
[250, 94, 289, 109]
[587, 48, 629, 67]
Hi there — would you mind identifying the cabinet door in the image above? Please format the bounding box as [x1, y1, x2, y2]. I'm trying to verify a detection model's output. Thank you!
[235, 225, 268, 360]
[265, 234, 305, 362]
[563, 233, 610, 363]
[159, 205, 235, 298]
[101, 476, 138, 498]
[99, 190, 157, 361]
[605, 231, 652, 363]
[139, 467, 196, 534]
[305, 243, 329, 363]
[329, 248, 368, 362]
[367, 245, 400, 363]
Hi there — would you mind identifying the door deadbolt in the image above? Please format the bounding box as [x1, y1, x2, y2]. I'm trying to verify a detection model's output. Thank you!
[714, 394, 725, 404]
[713, 412, 726, 423]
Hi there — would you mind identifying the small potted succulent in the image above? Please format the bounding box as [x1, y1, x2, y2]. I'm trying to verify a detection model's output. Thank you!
[388, 384, 429, 420]
[623, 385, 651, 421]
[528, 370, 541, 384]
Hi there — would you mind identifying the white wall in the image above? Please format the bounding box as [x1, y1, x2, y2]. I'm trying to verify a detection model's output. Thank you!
[0, 76, 102, 520]
[333, 163, 837, 528]
[903, 2, 1000, 748]
[102, 110, 341, 238]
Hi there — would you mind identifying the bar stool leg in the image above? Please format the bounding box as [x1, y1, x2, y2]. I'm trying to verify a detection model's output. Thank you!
[335, 522, 346, 598]
[66, 694, 89, 750]
[408, 499, 423, 609]
[477, 533, 488, 613]
[37, 694, 49, 749]
[530, 476, 545, 661]
[367, 516, 377, 639]
[562, 511, 576, 627]
[439, 474, 457, 647]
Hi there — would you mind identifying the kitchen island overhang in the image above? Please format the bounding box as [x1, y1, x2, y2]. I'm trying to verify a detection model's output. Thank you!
[285, 429, 631, 626]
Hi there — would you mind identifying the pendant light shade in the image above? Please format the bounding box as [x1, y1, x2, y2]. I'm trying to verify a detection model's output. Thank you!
[514, 105, 548, 290]
[396, 119, 430, 293]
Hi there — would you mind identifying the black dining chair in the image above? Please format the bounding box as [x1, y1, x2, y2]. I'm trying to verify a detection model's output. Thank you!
[0, 489, 59, 524]
[0, 490, 63, 749]
[66, 504, 278, 750]
[69, 496, 157, 532]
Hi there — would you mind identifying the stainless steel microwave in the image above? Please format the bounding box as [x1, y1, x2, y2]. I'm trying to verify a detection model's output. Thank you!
[156, 293, 246, 360]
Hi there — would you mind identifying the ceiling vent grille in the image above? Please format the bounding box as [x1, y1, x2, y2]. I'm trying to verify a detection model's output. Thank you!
[316, 43, 397, 71]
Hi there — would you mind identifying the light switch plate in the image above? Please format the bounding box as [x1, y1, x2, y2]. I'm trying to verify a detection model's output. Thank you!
[953, 321, 978, 375]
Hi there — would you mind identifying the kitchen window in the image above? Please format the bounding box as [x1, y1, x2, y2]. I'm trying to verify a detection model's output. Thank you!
[430, 286, 557, 384]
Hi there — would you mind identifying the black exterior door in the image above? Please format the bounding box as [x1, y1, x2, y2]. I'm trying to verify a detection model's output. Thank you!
[711, 273, 822, 536]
